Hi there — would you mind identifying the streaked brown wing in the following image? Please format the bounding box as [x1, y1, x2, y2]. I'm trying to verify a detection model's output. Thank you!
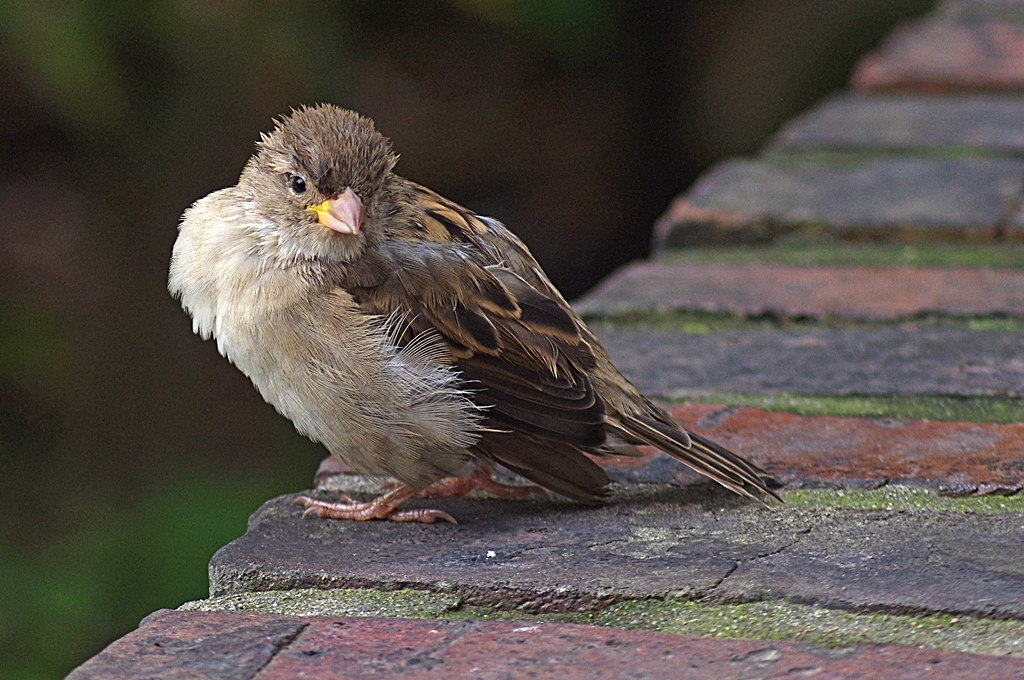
[338, 184, 611, 501]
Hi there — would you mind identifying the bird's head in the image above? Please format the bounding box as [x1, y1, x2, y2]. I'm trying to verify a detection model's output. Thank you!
[240, 103, 399, 264]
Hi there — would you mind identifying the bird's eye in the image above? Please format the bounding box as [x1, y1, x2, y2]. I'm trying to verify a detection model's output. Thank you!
[288, 174, 307, 194]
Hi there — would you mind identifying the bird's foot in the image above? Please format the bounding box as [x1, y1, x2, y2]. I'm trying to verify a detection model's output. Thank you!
[416, 465, 551, 500]
[293, 485, 457, 524]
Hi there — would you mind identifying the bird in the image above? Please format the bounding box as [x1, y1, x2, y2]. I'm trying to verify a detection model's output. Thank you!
[169, 104, 777, 524]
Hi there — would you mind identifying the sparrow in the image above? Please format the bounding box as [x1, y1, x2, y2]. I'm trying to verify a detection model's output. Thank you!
[169, 104, 777, 524]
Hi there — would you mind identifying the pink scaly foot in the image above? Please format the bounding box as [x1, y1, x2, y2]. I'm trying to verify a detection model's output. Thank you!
[416, 464, 552, 500]
[293, 485, 457, 524]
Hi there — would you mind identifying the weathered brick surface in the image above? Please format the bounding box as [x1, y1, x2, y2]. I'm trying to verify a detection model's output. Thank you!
[70, 611, 1024, 679]
[67, 609, 306, 680]
[719, 509, 1024, 618]
[769, 94, 1024, 153]
[210, 491, 787, 606]
[852, 20, 1024, 93]
[207, 482, 1024, 618]
[663, 403, 1023, 493]
[574, 262, 1024, 320]
[942, 0, 1024, 24]
[317, 405, 1024, 495]
[653, 157, 1024, 248]
[264, 616, 1024, 679]
[592, 325, 1024, 398]
[1012, 197, 1024, 235]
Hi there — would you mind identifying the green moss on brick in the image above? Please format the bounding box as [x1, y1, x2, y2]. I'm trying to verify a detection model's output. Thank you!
[657, 243, 1024, 270]
[591, 599, 1024, 658]
[780, 487, 1024, 513]
[670, 392, 1024, 424]
[181, 587, 461, 618]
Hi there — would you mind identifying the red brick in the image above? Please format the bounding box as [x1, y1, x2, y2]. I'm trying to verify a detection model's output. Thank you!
[575, 262, 1024, 321]
[67, 609, 306, 680]
[853, 20, 1024, 93]
[653, 157, 1023, 248]
[318, 402, 1024, 495]
[663, 404, 1024, 493]
[71, 610, 1024, 679]
[769, 93, 1024, 154]
[314, 455, 358, 486]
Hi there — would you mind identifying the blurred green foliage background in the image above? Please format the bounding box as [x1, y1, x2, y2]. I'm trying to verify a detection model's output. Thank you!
[0, 1, 931, 676]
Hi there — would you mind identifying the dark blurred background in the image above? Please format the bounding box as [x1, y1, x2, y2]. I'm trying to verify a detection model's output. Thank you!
[0, 1, 932, 677]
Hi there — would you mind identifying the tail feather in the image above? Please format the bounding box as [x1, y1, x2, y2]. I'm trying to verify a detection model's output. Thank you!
[614, 414, 780, 502]
[476, 430, 609, 504]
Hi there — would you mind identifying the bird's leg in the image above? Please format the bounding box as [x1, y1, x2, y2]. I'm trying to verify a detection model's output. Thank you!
[415, 463, 551, 500]
[293, 485, 457, 524]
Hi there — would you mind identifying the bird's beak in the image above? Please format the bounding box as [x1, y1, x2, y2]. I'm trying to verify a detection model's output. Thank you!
[307, 187, 364, 235]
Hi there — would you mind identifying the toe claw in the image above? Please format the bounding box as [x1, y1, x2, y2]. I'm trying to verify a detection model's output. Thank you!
[434, 511, 458, 525]
[391, 508, 458, 524]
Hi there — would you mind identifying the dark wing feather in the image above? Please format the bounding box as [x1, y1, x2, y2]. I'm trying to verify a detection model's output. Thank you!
[342, 181, 774, 503]
[610, 414, 780, 501]
[422, 193, 779, 502]
[487, 268, 581, 343]
[459, 356, 605, 446]
[338, 183, 610, 500]
[474, 431, 608, 504]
